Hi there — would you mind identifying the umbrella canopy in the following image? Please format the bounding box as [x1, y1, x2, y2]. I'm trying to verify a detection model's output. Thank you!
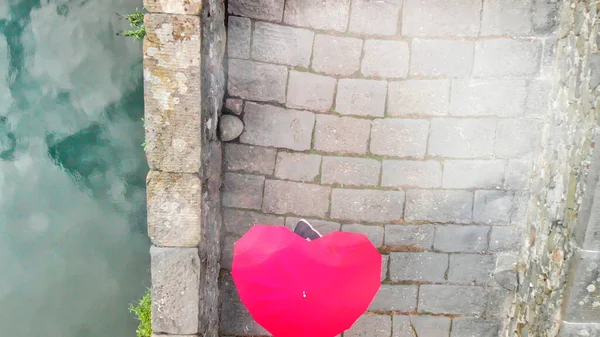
[232, 225, 381, 337]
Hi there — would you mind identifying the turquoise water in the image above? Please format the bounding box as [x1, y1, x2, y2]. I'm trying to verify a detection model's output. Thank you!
[0, 1, 150, 336]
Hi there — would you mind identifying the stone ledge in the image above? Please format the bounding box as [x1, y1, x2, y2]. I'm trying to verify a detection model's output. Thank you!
[144, 0, 202, 15]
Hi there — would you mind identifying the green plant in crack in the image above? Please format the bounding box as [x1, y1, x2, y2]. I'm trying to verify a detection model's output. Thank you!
[123, 8, 146, 41]
[129, 289, 152, 337]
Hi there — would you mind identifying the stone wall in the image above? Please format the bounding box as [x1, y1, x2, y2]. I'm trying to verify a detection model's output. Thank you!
[142, 0, 225, 336]
[509, 1, 600, 336]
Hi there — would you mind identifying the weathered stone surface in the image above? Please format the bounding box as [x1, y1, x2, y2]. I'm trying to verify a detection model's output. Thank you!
[442, 160, 505, 189]
[252, 22, 314, 67]
[392, 316, 417, 337]
[451, 318, 502, 337]
[495, 118, 542, 158]
[381, 255, 389, 281]
[224, 98, 244, 115]
[341, 224, 384, 247]
[336, 79, 387, 117]
[222, 173, 265, 210]
[144, 0, 202, 14]
[405, 190, 473, 223]
[321, 156, 381, 186]
[220, 271, 239, 302]
[434, 225, 489, 253]
[285, 217, 341, 235]
[384, 224, 435, 249]
[227, 59, 288, 103]
[284, 0, 350, 32]
[410, 39, 474, 77]
[240, 102, 314, 151]
[526, 79, 551, 117]
[563, 249, 600, 322]
[428, 118, 496, 158]
[227, 16, 251, 59]
[228, 0, 284, 21]
[559, 322, 600, 337]
[480, 0, 533, 36]
[286, 71, 336, 112]
[390, 252, 448, 283]
[220, 235, 237, 269]
[369, 285, 418, 312]
[331, 189, 404, 222]
[361, 40, 409, 78]
[144, 14, 201, 173]
[418, 285, 487, 315]
[220, 301, 268, 335]
[314, 115, 371, 154]
[223, 208, 285, 236]
[382, 160, 442, 188]
[490, 226, 523, 252]
[218, 115, 243, 141]
[473, 39, 543, 77]
[349, 0, 402, 35]
[346, 315, 392, 337]
[311, 35, 362, 76]
[223, 143, 277, 175]
[485, 287, 514, 315]
[371, 119, 429, 158]
[274, 152, 321, 182]
[450, 79, 528, 117]
[402, 0, 481, 37]
[448, 254, 496, 285]
[263, 180, 331, 217]
[147, 171, 201, 247]
[387, 80, 450, 117]
[473, 190, 516, 225]
[505, 159, 533, 190]
[151, 247, 200, 334]
[411, 316, 451, 337]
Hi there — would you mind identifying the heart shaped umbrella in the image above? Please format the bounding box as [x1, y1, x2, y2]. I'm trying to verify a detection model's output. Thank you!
[232, 225, 381, 337]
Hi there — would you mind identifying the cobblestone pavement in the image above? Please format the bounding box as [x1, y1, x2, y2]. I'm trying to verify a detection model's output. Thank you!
[219, 0, 558, 336]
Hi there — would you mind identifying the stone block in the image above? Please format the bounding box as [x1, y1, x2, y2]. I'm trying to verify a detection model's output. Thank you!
[442, 160, 505, 189]
[349, 0, 402, 35]
[314, 115, 371, 154]
[559, 322, 600, 337]
[147, 171, 201, 247]
[222, 172, 265, 210]
[220, 301, 268, 335]
[473, 190, 515, 225]
[361, 40, 409, 78]
[387, 80, 450, 117]
[428, 118, 496, 158]
[481, 0, 533, 36]
[220, 235, 237, 269]
[390, 252, 448, 283]
[495, 118, 542, 158]
[223, 208, 285, 236]
[220, 271, 239, 302]
[526, 80, 551, 117]
[381, 255, 389, 281]
[532, 0, 560, 35]
[311, 35, 362, 76]
[332, 189, 405, 222]
[504, 159, 533, 190]
[402, 0, 481, 37]
[485, 287, 514, 315]
[285, 217, 341, 235]
[151, 247, 200, 334]
[286, 71, 336, 112]
[418, 285, 487, 315]
[227, 16, 251, 59]
[450, 79, 528, 117]
[336, 79, 387, 117]
[263, 180, 331, 217]
[321, 156, 381, 186]
[275, 152, 322, 182]
[369, 285, 418, 312]
[341, 224, 384, 247]
[144, 0, 202, 14]
[346, 315, 392, 337]
[563, 250, 600, 322]
[393, 316, 417, 337]
[434, 225, 490, 253]
[410, 39, 474, 77]
[283, 0, 350, 32]
[382, 160, 442, 188]
[451, 318, 502, 337]
[144, 14, 201, 173]
[411, 316, 451, 337]
[489, 226, 522, 252]
[227, 59, 288, 103]
[224, 98, 244, 115]
[371, 119, 429, 158]
[240, 102, 314, 151]
[448, 254, 496, 285]
[473, 39, 542, 77]
[224, 143, 277, 175]
[405, 190, 473, 223]
[228, 0, 284, 22]
[384, 224, 435, 250]
[252, 22, 314, 67]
